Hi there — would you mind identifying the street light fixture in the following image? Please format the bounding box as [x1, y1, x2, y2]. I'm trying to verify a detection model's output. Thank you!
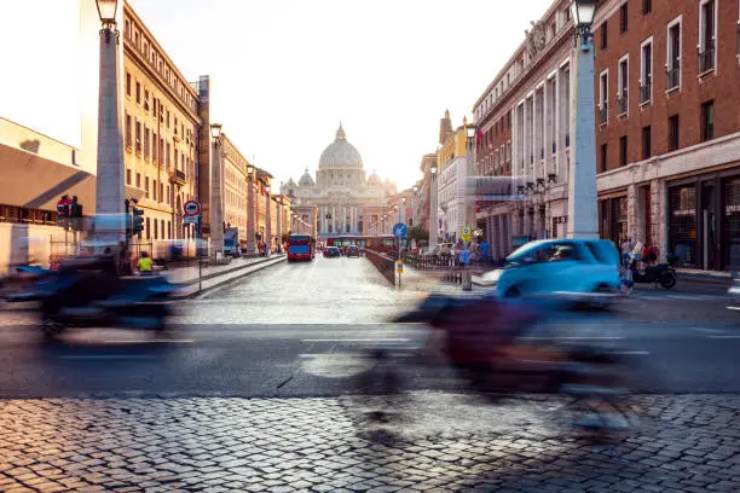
[431, 163, 438, 175]
[466, 124, 476, 141]
[210, 123, 223, 141]
[571, 0, 597, 34]
[95, 0, 119, 27]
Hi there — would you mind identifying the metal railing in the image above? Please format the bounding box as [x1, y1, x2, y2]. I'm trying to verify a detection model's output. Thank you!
[617, 95, 628, 115]
[666, 65, 680, 90]
[699, 45, 715, 73]
[639, 81, 652, 104]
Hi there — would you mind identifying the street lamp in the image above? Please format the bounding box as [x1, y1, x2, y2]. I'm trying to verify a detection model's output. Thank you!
[566, 0, 599, 239]
[209, 123, 225, 261]
[93, 0, 126, 251]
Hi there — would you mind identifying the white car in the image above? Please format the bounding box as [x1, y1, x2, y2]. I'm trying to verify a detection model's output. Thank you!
[478, 239, 622, 304]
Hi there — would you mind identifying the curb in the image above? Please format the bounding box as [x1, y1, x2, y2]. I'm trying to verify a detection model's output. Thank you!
[173, 256, 286, 299]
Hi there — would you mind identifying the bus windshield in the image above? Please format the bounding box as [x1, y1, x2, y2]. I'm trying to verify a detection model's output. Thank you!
[288, 235, 312, 245]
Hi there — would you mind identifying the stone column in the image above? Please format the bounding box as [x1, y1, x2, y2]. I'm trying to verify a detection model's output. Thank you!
[210, 140, 224, 259]
[95, 25, 126, 244]
[567, 32, 599, 239]
[246, 173, 256, 255]
[265, 190, 272, 254]
[429, 173, 438, 249]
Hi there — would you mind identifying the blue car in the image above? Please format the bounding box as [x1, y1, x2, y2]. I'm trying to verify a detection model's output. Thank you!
[477, 239, 622, 305]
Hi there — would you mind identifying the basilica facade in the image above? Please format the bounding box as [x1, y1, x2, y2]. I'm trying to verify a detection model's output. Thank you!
[281, 125, 395, 242]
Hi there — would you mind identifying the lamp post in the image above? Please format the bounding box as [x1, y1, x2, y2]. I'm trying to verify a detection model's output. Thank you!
[465, 123, 477, 242]
[265, 184, 272, 254]
[94, 0, 126, 247]
[210, 123, 225, 261]
[567, 0, 599, 239]
[246, 165, 257, 255]
[429, 162, 439, 251]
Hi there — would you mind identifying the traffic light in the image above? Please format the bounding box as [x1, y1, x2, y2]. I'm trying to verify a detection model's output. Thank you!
[132, 206, 145, 236]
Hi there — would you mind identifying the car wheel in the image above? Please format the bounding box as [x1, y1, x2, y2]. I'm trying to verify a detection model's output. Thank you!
[505, 286, 521, 298]
[591, 284, 613, 310]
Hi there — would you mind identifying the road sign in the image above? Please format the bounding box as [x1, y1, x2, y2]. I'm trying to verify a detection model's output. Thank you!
[393, 223, 408, 239]
[395, 260, 404, 274]
[184, 200, 201, 217]
[183, 215, 199, 225]
[461, 225, 472, 242]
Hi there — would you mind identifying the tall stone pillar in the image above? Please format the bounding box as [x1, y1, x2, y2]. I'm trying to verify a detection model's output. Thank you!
[210, 139, 224, 259]
[265, 191, 272, 254]
[95, 25, 126, 244]
[246, 173, 256, 255]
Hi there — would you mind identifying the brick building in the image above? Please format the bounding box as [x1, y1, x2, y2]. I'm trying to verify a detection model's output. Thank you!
[594, 0, 740, 270]
[473, 0, 577, 258]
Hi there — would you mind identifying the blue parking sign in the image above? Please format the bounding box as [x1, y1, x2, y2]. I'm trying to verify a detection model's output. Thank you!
[393, 223, 408, 239]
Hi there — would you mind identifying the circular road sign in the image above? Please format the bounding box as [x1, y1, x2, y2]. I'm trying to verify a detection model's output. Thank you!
[393, 223, 408, 239]
[184, 200, 201, 217]
[461, 225, 472, 242]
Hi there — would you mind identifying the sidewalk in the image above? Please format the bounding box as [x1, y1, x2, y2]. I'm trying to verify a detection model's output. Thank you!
[676, 267, 733, 286]
[164, 254, 286, 298]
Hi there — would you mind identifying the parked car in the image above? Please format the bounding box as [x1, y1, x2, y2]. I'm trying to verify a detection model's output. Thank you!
[477, 239, 621, 306]
[323, 246, 341, 258]
[346, 246, 360, 257]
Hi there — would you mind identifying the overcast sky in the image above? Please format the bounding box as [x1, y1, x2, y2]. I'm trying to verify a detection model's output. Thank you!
[1, 0, 553, 189]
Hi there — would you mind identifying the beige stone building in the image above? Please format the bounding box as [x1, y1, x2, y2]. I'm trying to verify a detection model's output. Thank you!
[220, 134, 249, 239]
[122, 3, 200, 244]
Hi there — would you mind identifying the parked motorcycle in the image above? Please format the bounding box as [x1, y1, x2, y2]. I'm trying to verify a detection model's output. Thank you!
[8, 255, 180, 337]
[625, 254, 677, 290]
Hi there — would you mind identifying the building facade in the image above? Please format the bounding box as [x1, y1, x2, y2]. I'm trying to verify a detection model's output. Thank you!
[436, 112, 473, 243]
[122, 3, 201, 245]
[220, 133, 249, 241]
[281, 125, 395, 243]
[473, 0, 577, 257]
[594, 0, 740, 271]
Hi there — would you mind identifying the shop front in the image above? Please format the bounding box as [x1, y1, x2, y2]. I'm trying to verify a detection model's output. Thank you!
[598, 194, 628, 251]
[667, 172, 740, 271]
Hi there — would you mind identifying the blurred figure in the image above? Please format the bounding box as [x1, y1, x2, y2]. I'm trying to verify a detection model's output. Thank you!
[137, 251, 153, 275]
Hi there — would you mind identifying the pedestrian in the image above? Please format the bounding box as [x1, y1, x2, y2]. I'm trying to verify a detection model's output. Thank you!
[480, 238, 490, 263]
[137, 251, 153, 275]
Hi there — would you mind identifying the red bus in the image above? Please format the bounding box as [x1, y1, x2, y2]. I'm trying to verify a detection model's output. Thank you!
[287, 234, 315, 262]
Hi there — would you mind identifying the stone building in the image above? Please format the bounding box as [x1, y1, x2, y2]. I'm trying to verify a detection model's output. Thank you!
[594, 0, 740, 271]
[281, 125, 395, 243]
[436, 112, 474, 244]
[473, 0, 578, 257]
[122, 2, 202, 244]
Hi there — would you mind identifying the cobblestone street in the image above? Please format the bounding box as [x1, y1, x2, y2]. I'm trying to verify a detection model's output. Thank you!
[1, 393, 739, 492]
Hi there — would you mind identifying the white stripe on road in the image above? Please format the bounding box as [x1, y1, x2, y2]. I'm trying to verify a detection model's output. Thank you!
[301, 338, 411, 343]
[708, 335, 740, 339]
[101, 339, 194, 344]
[612, 350, 651, 356]
[519, 336, 625, 341]
[59, 355, 156, 360]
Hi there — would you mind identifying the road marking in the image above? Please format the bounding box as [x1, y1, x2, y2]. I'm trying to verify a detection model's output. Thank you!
[100, 338, 195, 344]
[708, 335, 740, 339]
[59, 355, 156, 360]
[301, 338, 411, 343]
[519, 336, 625, 341]
[613, 350, 651, 356]
[692, 327, 724, 335]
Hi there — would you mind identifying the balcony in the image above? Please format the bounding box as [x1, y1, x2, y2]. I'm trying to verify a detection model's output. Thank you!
[598, 104, 608, 124]
[666, 65, 680, 91]
[699, 43, 715, 74]
[169, 167, 187, 185]
[639, 81, 652, 105]
[617, 95, 628, 115]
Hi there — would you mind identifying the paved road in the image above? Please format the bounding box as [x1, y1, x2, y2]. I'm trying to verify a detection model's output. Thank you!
[1, 256, 739, 492]
[0, 256, 737, 398]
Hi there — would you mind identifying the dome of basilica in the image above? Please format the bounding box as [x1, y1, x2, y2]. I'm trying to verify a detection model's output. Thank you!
[318, 124, 363, 170]
[298, 168, 315, 187]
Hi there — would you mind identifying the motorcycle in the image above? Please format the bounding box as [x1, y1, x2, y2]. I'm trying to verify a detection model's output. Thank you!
[8, 256, 180, 337]
[624, 254, 677, 290]
[392, 294, 633, 431]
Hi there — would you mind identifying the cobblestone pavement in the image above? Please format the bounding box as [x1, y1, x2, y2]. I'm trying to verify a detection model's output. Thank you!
[1, 393, 739, 492]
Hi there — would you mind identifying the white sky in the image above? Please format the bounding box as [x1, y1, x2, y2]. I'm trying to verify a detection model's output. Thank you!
[1, 0, 553, 190]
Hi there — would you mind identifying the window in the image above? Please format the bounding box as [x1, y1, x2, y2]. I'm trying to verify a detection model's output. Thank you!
[125, 114, 132, 148]
[145, 177, 149, 198]
[145, 217, 150, 240]
[699, 0, 716, 72]
[701, 100, 715, 142]
[667, 19, 682, 90]
[136, 173, 141, 188]
[126, 169, 131, 185]
[600, 143, 608, 172]
[642, 125, 652, 160]
[599, 70, 609, 123]
[154, 218, 158, 240]
[153, 179, 157, 201]
[619, 136, 628, 166]
[125, 73, 131, 96]
[135, 121, 141, 153]
[640, 39, 653, 104]
[642, 0, 652, 15]
[618, 56, 629, 114]
[619, 3, 628, 33]
[136, 81, 141, 104]
[152, 132, 157, 161]
[668, 114, 680, 151]
[600, 21, 608, 49]
[144, 127, 150, 159]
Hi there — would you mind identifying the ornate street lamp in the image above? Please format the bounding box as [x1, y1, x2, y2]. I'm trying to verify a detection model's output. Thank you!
[210, 123, 223, 141]
[95, 0, 119, 27]
[566, 0, 599, 238]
